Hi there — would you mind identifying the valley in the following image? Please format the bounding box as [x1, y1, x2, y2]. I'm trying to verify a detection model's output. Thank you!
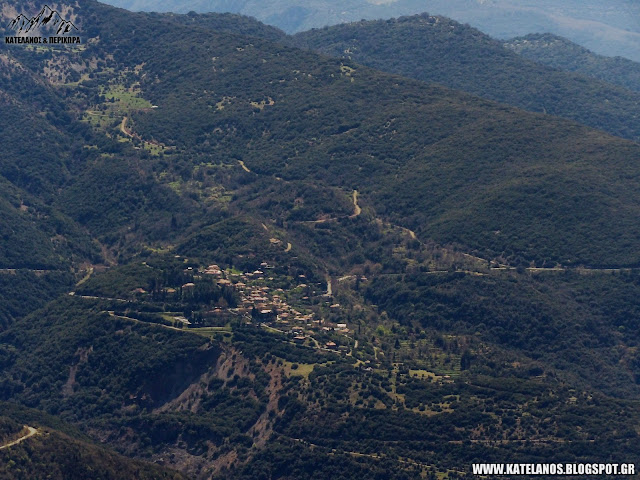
[2, 1, 640, 479]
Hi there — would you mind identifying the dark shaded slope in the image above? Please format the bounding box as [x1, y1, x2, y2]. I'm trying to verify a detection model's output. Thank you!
[0, 419, 186, 480]
[0, 296, 220, 417]
[291, 14, 640, 143]
[0, 53, 101, 326]
[0, 54, 76, 198]
[0, 171, 99, 268]
[56, 153, 197, 254]
[504, 33, 640, 94]
[0, 405, 186, 480]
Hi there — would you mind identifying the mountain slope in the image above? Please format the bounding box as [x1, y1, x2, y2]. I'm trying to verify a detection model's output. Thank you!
[0, 53, 77, 198]
[153, 11, 287, 42]
[81, 6, 640, 267]
[0, 410, 185, 480]
[291, 14, 640, 144]
[0, 433, 185, 480]
[504, 33, 640, 94]
[0, 55, 101, 326]
[4, 267, 640, 479]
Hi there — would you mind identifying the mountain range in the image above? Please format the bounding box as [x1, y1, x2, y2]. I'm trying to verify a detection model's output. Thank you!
[503, 33, 640, 94]
[100, 0, 640, 61]
[2, 1, 640, 479]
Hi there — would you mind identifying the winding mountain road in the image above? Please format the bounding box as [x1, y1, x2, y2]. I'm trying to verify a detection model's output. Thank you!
[0, 426, 39, 450]
[120, 116, 133, 138]
[349, 190, 361, 218]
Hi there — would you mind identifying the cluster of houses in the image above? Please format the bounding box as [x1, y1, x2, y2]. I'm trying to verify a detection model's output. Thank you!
[198, 262, 353, 353]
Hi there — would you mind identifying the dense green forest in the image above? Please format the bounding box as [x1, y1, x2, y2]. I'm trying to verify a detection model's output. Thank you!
[0, 404, 187, 478]
[291, 14, 640, 143]
[2, 1, 640, 478]
[31, 1, 640, 268]
[0, 416, 23, 444]
[154, 11, 287, 42]
[504, 33, 640, 94]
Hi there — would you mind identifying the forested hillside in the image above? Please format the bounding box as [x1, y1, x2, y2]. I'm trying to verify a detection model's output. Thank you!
[292, 14, 640, 143]
[504, 33, 640, 93]
[0, 406, 186, 480]
[2, 2, 640, 479]
[154, 11, 287, 42]
[100, 8, 640, 268]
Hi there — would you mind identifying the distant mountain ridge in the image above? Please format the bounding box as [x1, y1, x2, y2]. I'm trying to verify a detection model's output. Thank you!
[504, 33, 640, 94]
[8, 5, 78, 35]
[99, 0, 640, 61]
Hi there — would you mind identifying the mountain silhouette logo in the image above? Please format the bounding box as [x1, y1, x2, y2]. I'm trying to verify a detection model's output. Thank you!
[8, 5, 78, 35]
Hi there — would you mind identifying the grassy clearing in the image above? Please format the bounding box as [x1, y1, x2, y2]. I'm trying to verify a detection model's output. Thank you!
[143, 245, 175, 255]
[101, 84, 153, 110]
[189, 326, 233, 342]
[143, 142, 167, 156]
[160, 313, 184, 323]
[84, 111, 120, 129]
[282, 360, 315, 378]
[62, 72, 91, 87]
[83, 82, 153, 134]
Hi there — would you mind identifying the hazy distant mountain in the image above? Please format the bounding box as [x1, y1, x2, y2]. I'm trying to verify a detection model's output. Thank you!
[504, 33, 640, 94]
[100, 0, 640, 61]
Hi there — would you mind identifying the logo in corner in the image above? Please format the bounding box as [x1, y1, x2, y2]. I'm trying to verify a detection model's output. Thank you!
[6, 5, 80, 45]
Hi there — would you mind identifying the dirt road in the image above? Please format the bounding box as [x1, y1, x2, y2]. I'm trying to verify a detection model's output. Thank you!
[0, 426, 38, 450]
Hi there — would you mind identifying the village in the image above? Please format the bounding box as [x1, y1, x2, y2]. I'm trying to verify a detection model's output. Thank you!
[168, 260, 363, 357]
[74, 253, 463, 376]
